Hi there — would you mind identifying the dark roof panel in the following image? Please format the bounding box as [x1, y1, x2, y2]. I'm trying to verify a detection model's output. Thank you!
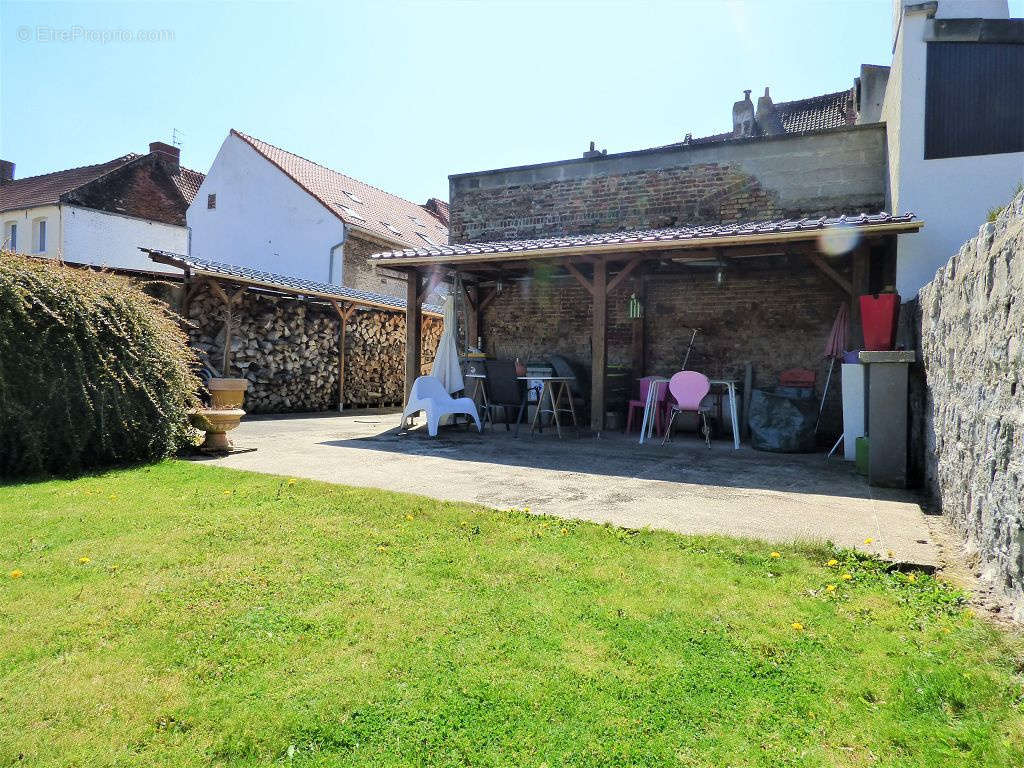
[369, 213, 920, 262]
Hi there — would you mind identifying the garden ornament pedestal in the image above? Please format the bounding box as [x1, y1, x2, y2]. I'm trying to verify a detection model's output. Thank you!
[189, 408, 246, 452]
[191, 378, 249, 453]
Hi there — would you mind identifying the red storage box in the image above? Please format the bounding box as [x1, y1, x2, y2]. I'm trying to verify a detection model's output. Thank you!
[860, 293, 900, 351]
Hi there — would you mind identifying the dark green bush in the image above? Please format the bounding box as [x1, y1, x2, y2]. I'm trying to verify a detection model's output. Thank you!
[0, 251, 199, 478]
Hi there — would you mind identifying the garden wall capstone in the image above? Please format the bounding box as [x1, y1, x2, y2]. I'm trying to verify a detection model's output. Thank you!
[918, 189, 1024, 618]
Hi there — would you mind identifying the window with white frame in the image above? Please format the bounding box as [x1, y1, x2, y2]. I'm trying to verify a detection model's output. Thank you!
[32, 218, 47, 253]
[3, 222, 15, 251]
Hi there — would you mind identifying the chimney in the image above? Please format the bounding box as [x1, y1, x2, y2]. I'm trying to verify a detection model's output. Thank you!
[755, 87, 784, 136]
[582, 141, 607, 159]
[732, 90, 756, 138]
[149, 141, 180, 170]
[0, 160, 14, 185]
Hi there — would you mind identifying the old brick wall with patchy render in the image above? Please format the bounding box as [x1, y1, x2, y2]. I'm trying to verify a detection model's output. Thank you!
[481, 256, 849, 432]
[450, 125, 887, 243]
[343, 234, 408, 298]
[918, 189, 1024, 618]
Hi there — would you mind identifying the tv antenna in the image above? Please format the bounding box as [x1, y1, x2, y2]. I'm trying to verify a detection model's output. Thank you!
[171, 128, 183, 148]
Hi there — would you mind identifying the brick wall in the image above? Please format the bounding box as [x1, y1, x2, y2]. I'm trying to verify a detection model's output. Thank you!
[480, 257, 848, 433]
[450, 125, 888, 244]
[343, 234, 407, 298]
[62, 155, 187, 226]
[452, 164, 785, 243]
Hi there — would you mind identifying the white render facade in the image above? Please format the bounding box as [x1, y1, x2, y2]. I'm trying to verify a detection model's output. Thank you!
[187, 132, 346, 285]
[883, 0, 1024, 299]
[1, 203, 186, 274]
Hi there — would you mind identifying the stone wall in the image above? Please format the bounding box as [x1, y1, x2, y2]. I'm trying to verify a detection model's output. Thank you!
[186, 284, 441, 413]
[918, 189, 1024, 617]
[343, 233, 407, 298]
[480, 256, 849, 433]
[450, 125, 887, 243]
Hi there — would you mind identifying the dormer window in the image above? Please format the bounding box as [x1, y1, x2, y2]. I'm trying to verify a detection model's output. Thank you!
[343, 190, 363, 204]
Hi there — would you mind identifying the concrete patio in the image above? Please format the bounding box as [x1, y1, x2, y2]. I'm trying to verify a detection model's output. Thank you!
[195, 411, 941, 567]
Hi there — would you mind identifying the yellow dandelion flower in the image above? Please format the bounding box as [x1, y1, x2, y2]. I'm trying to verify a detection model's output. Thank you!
[770, 552, 781, 559]
[942, 627, 951, 634]
[864, 538, 874, 545]
[108, 564, 119, 572]
[825, 584, 836, 592]
[887, 550, 895, 558]
[791, 622, 804, 631]
[405, 514, 414, 521]
[841, 573, 852, 581]
[459, 521, 468, 527]
[223, 490, 232, 496]
[907, 573, 917, 582]
[827, 559, 839, 567]
[9, 569, 23, 579]
[109, 494, 117, 501]
[287, 478, 297, 486]
[79, 557, 91, 564]
[377, 545, 388, 552]
[561, 527, 569, 536]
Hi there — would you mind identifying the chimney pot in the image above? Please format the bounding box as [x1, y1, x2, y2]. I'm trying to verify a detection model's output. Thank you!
[149, 141, 180, 170]
[0, 160, 14, 185]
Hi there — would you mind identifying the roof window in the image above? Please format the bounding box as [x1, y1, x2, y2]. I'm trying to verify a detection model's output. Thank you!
[341, 205, 365, 222]
[343, 190, 363, 204]
[417, 233, 438, 247]
[381, 221, 403, 237]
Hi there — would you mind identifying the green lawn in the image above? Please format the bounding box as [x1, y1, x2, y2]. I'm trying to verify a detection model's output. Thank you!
[1, 462, 1022, 767]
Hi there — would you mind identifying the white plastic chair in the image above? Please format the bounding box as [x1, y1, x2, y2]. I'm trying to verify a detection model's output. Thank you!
[401, 375, 482, 437]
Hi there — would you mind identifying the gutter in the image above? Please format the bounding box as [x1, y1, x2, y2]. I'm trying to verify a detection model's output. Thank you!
[328, 225, 346, 284]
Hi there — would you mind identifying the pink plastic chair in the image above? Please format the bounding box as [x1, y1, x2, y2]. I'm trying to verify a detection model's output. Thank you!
[626, 376, 669, 436]
[661, 371, 712, 447]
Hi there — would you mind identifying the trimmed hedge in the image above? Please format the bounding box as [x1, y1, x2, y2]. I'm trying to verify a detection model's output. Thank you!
[0, 251, 199, 478]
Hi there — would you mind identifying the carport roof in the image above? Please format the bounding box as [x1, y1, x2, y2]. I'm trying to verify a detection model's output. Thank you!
[367, 213, 922, 267]
[143, 249, 442, 315]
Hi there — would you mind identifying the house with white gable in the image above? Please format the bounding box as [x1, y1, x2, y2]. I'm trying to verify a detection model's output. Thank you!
[0, 142, 203, 274]
[187, 130, 449, 299]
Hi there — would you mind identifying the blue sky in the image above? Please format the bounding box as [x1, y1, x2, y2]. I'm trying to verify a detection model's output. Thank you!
[2, 0, 1022, 203]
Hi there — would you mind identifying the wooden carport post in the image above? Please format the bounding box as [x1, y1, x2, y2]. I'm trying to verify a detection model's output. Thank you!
[404, 269, 423, 403]
[591, 258, 608, 432]
[329, 299, 356, 411]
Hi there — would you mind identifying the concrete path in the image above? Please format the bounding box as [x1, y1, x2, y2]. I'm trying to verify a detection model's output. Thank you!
[194, 412, 940, 567]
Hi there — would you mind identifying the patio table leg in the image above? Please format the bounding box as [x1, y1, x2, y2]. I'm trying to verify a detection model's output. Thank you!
[548, 380, 563, 439]
[530, 381, 549, 435]
[639, 381, 657, 445]
[727, 383, 739, 449]
[562, 381, 581, 436]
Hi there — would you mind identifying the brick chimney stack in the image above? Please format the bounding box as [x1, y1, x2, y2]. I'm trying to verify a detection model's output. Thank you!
[0, 160, 14, 185]
[149, 141, 180, 170]
[756, 87, 784, 136]
[732, 90, 756, 138]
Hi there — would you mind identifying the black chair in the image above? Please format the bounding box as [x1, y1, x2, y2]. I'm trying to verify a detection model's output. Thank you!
[483, 359, 531, 436]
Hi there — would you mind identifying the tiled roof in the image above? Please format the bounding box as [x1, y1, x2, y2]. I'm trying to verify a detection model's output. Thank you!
[777, 90, 854, 133]
[368, 213, 920, 263]
[423, 198, 450, 227]
[678, 88, 854, 148]
[143, 248, 441, 314]
[0, 155, 138, 212]
[231, 130, 449, 250]
[0, 152, 205, 212]
[171, 166, 205, 205]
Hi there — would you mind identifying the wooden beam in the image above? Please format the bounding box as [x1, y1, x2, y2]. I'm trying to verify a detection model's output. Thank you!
[478, 287, 498, 314]
[405, 271, 422, 403]
[591, 259, 607, 432]
[606, 257, 642, 295]
[329, 299, 356, 410]
[565, 261, 594, 296]
[805, 251, 854, 296]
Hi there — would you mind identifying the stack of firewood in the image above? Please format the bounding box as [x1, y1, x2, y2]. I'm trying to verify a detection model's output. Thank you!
[186, 286, 441, 413]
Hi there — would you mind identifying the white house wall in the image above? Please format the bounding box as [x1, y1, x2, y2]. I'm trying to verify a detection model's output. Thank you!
[1, 204, 62, 258]
[61, 205, 185, 273]
[885, 1, 1024, 299]
[187, 133, 343, 283]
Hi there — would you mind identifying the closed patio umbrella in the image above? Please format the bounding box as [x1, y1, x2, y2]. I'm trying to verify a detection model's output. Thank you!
[817, 301, 849, 433]
[431, 292, 464, 394]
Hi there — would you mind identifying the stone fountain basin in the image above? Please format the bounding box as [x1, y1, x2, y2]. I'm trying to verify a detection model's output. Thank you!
[189, 408, 246, 433]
